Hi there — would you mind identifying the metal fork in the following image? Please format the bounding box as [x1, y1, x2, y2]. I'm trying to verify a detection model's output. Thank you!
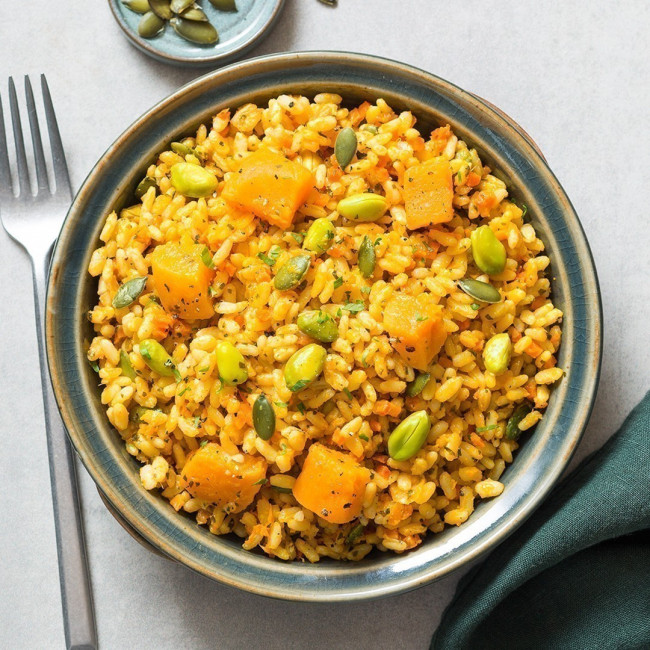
[0, 76, 97, 650]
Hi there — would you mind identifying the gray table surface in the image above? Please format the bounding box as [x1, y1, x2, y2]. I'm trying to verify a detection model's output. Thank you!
[1, 1, 649, 648]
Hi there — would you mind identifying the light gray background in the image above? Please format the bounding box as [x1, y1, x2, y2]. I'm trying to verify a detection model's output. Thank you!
[1, 1, 649, 648]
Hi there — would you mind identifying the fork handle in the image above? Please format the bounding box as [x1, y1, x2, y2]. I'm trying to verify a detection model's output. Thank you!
[32, 250, 98, 650]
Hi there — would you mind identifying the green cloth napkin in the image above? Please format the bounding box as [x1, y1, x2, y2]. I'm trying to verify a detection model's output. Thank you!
[432, 391, 650, 650]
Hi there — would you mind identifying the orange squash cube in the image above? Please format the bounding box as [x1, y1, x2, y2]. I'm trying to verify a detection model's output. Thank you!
[293, 444, 370, 524]
[150, 238, 214, 320]
[384, 292, 447, 370]
[180, 443, 267, 513]
[403, 157, 454, 229]
[221, 148, 314, 229]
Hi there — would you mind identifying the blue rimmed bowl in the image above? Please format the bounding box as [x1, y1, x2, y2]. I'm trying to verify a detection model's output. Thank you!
[46, 52, 602, 601]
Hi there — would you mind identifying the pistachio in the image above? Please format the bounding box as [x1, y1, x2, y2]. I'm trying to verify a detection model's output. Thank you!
[170, 162, 217, 198]
[148, 0, 173, 20]
[170, 0, 194, 12]
[215, 340, 248, 385]
[457, 278, 501, 304]
[171, 16, 219, 43]
[303, 218, 335, 255]
[209, 0, 237, 10]
[139, 339, 180, 381]
[297, 310, 339, 343]
[471, 225, 507, 275]
[284, 344, 327, 392]
[335, 127, 357, 169]
[135, 176, 156, 198]
[357, 235, 376, 278]
[123, 0, 151, 14]
[506, 403, 534, 440]
[112, 276, 148, 309]
[388, 410, 431, 461]
[274, 254, 311, 291]
[483, 333, 512, 375]
[406, 372, 430, 397]
[138, 11, 165, 38]
[253, 394, 276, 441]
[119, 350, 137, 380]
[337, 193, 388, 222]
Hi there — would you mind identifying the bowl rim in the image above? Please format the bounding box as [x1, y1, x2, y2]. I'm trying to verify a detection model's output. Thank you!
[107, 0, 286, 67]
[46, 50, 602, 601]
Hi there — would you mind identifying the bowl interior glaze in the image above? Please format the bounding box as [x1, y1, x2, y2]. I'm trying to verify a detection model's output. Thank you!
[47, 52, 601, 601]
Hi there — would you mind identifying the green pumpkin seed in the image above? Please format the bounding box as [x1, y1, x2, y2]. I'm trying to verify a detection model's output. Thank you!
[317, 0, 337, 6]
[148, 0, 173, 19]
[337, 193, 388, 222]
[346, 523, 364, 544]
[274, 254, 311, 291]
[135, 176, 156, 198]
[457, 278, 501, 304]
[119, 350, 137, 380]
[112, 276, 148, 309]
[471, 225, 507, 275]
[170, 0, 194, 13]
[357, 235, 376, 278]
[123, 0, 151, 14]
[284, 343, 327, 392]
[388, 410, 431, 461]
[209, 0, 237, 10]
[138, 10, 165, 37]
[171, 17, 219, 43]
[303, 218, 335, 255]
[483, 333, 512, 375]
[215, 340, 248, 385]
[506, 403, 534, 440]
[181, 6, 208, 21]
[297, 310, 339, 343]
[335, 127, 357, 169]
[170, 162, 218, 198]
[406, 372, 430, 397]
[253, 394, 276, 441]
[139, 339, 180, 381]
[171, 141, 196, 157]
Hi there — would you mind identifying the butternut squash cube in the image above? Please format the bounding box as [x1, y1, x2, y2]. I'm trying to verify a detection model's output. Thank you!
[403, 157, 454, 229]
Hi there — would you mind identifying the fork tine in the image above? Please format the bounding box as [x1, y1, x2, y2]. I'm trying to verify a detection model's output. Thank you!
[40, 75, 71, 198]
[0, 95, 13, 199]
[24, 76, 49, 194]
[8, 77, 30, 196]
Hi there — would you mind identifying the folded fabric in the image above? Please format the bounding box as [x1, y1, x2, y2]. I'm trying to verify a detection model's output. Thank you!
[432, 391, 650, 650]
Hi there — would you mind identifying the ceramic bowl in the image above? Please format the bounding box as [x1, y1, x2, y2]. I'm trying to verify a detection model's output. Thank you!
[46, 52, 602, 601]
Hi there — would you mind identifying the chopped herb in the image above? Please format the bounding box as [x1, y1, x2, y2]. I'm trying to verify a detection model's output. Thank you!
[415, 313, 428, 322]
[200, 247, 214, 268]
[336, 308, 342, 317]
[359, 434, 369, 442]
[274, 401, 289, 408]
[198, 366, 209, 373]
[342, 300, 364, 314]
[361, 286, 371, 295]
[272, 485, 293, 494]
[476, 424, 499, 433]
[253, 477, 268, 486]
[374, 237, 382, 246]
[89, 359, 99, 373]
[296, 401, 306, 414]
[178, 385, 191, 396]
[257, 245, 281, 266]
[333, 275, 344, 289]
[346, 523, 365, 544]
[289, 232, 304, 244]
[471, 303, 481, 310]
[193, 415, 201, 427]
[208, 286, 218, 297]
[343, 387, 353, 399]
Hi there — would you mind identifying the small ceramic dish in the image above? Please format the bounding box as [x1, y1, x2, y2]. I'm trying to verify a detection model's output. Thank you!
[107, 0, 285, 67]
[46, 52, 602, 601]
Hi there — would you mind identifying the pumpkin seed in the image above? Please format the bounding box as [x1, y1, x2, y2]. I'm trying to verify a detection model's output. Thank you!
[209, 0, 237, 10]
[170, 0, 194, 12]
[170, 141, 196, 157]
[457, 278, 501, 304]
[274, 254, 311, 291]
[297, 310, 339, 343]
[471, 225, 507, 275]
[135, 176, 156, 198]
[346, 523, 364, 544]
[253, 394, 276, 441]
[215, 340, 248, 385]
[181, 7, 209, 21]
[303, 218, 335, 255]
[138, 11, 165, 38]
[148, 0, 173, 19]
[112, 276, 148, 309]
[123, 0, 151, 14]
[483, 333, 512, 375]
[139, 339, 180, 381]
[335, 127, 357, 169]
[337, 193, 388, 222]
[171, 17, 219, 43]
[317, 0, 337, 5]
[406, 372, 430, 397]
[388, 410, 431, 461]
[284, 344, 327, 392]
[119, 350, 137, 380]
[170, 162, 217, 197]
[506, 403, 534, 440]
[357, 235, 376, 278]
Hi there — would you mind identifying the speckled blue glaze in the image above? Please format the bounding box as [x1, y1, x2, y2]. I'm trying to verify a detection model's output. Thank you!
[107, 0, 285, 67]
[46, 53, 602, 601]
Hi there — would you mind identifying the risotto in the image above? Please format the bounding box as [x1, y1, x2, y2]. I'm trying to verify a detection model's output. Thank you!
[87, 94, 563, 561]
